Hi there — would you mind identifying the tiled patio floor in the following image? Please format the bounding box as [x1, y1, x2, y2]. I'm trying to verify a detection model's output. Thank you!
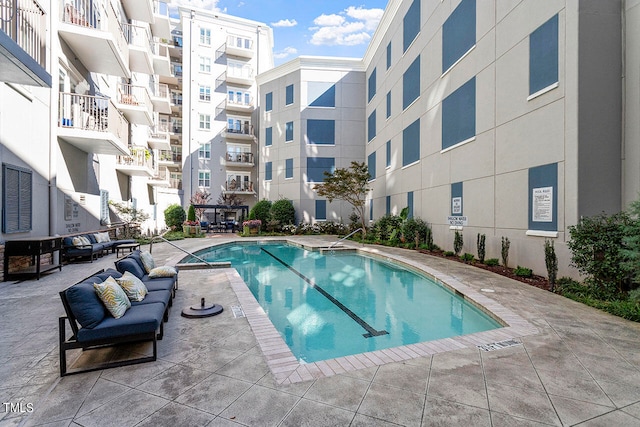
[1, 235, 640, 426]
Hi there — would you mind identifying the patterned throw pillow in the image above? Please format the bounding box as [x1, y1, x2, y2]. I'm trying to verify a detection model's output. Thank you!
[148, 265, 178, 278]
[79, 236, 91, 246]
[115, 271, 148, 302]
[71, 236, 84, 246]
[94, 276, 131, 318]
[139, 251, 155, 273]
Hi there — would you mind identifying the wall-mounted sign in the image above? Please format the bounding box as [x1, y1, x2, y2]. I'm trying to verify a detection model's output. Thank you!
[532, 186, 553, 222]
[447, 216, 468, 226]
[452, 197, 462, 215]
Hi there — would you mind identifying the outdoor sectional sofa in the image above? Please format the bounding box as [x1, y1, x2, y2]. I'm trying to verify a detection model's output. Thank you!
[58, 251, 178, 376]
[61, 232, 137, 263]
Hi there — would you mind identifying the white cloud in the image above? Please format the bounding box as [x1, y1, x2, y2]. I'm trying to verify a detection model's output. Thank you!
[273, 46, 298, 59]
[271, 19, 298, 28]
[309, 6, 384, 46]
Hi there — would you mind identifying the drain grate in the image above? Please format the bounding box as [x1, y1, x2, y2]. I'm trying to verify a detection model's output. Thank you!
[477, 339, 521, 352]
[231, 305, 245, 318]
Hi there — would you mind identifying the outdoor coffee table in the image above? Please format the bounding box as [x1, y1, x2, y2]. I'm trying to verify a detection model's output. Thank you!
[115, 242, 140, 257]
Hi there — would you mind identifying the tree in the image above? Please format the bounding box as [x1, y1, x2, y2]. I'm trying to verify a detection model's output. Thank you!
[216, 191, 245, 222]
[314, 161, 370, 236]
[164, 204, 186, 231]
[249, 199, 272, 224]
[109, 201, 150, 238]
[189, 190, 211, 221]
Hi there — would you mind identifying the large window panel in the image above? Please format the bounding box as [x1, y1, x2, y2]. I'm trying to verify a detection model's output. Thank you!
[285, 158, 294, 179]
[402, 118, 420, 166]
[368, 110, 376, 142]
[308, 82, 335, 107]
[403, 55, 420, 109]
[403, 0, 421, 52]
[529, 14, 559, 95]
[285, 121, 294, 142]
[307, 157, 335, 182]
[2, 164, 32, 233]
[307, 119, 335, 145]
[316, 200, 327, 220]
[442, 77, 476, 150]
[265, 92, 273, 111]
[442, 0, 476, 73]
[368, 68, 376, 102]
[285, 84, 294, 105]
[368, 151, 376, 181]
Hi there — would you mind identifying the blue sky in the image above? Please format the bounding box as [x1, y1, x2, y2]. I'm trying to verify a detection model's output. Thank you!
[169, 0, 389, 65]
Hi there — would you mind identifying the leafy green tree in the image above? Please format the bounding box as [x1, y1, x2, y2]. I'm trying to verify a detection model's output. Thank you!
[249, 199, 272, 224]
[164, 204, 186, 230]
[314, 161, 370, 237]
[270, 199, 295, 228]
[622, 199, 640, 285]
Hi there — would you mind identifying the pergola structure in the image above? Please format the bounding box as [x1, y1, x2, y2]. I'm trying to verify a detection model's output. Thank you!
[193, 204, 249, 224]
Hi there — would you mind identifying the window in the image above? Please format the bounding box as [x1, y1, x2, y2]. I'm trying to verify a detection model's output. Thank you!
[199, 85, 211, 101]
[228, 88, 251, 106]
[386, 42, 392, 70]
[308, 82, 335, 107]
[265, 92, 273, 111]
[285, 84, 294, 105]
[368, 68, 376, 102]
[3, 164, 32, 233]
[442, 77, 475, 150]
[403, 55, 420, 109]
[265, 161, 272, 181]
[200, 27, 211, 45]
[442, 0, 476, 73]
[285, 121, 294, 142]
[306, 157, 335, 182]
[403, 0, 420, 52]
[368, 110, 376, 142]
[368, 152, 376, 181]
[198, 170, 210, 187]
[316, 200, 327, 220]
[307, 119, 335, 145]
[199, 142, 211, 159]
[529, 14, 558, 96]
[265, 127, 273, 146]
[386, 195, 391, 215]
[386, 140, 391, 168]
[402, 118, 420, 166]
[407, 191, 414, 219]
[199, 114, 211, 130]
[199, 56, 211, 73]
[528, 163, 558, 231]
[386, 91, 392, 118]
[285, 158, 293, 179]
[451, 182, 463, 216]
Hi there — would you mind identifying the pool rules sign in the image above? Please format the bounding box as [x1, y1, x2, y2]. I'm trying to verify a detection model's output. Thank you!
[532, 186, 553, 222]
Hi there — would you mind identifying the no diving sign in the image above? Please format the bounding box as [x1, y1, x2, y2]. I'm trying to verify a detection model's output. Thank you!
[447, 216, 468, 226]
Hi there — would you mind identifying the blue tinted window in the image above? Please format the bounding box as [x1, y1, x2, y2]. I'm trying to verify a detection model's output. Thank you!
[368, 68, 376, 102]
[386, 42, 392, 69]
[285, 84, 294, 105]
[386, 91, 391, 118]
[307, 157, 335, 182]
[285, 158, 293, 179]
[451, 182, 463, 216]
[403, 0, 420, 52]
[402, 118, 420, 166]
[316, 200, 327, 220]
[265, 92, 272, 111]
[308, 82, 335, 107]
[307, 119, 335, 145]
[265, 162, 272, 181]
[528, 163, 558, 231]
[368, 110, 376, 142]
[442, 77, 475, 150]
[285, 121, 294, 142]
[368, 151, 376, 181]
[386, 140, 391, 167]
[530, 14, 558, 95]
[407, 191, 414, 218]
[442, 0, 476, 73]
[403, 55, 420, 109]
[265, 127, 272, 146]
[386, 195, 391, 215]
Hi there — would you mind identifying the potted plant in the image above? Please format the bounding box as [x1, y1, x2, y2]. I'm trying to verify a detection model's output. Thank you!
[183, 204, 200, 235]
[242, 219, 262, 235]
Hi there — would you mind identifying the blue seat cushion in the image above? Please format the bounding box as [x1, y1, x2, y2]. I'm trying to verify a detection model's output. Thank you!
[130, 290, 171, 307]
[76, 302, 165, 342]
[65, 280, 108, 329]
[115, 257, 146, 279]
[86, 234, 98, 244]
[142, 277, 175, 292]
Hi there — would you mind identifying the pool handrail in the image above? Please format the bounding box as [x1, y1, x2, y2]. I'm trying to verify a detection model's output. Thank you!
[328, 228, 363, 249]
[149, 234, 216, 267]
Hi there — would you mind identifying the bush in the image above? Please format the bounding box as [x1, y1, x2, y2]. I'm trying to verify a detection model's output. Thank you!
[270, 199, 295, 229]
[628, 288, 640, 304]
[477, 233, 486, 264]
[484, 258, 500, 266]
[453, 230, 463, 256]
[425, 226, 434, 250]
[501, 237, 510, 267]
[444, 251, 455, 257]
[372, 215, 403, 242]
[544, 239, 558, 291]
[249, 200, 272, 224]
[557, 277, 640, 322]
[164, 204, 186, 231]
[461, 253, 475, 263]
[187, 204, 196, 222]
[402, 217, 429, 246]
[514, 266, 533, 277]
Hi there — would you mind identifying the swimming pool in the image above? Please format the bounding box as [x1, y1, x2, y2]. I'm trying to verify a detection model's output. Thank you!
[187, 242, 502, 363]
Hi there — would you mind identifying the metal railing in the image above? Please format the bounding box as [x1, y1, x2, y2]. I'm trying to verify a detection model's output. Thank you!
[117, 83, 151, 108]
[150, 235, 216, 266]
[329, 228, 363, 249]
[158, 149, 181, 163]
[116, 147, 153, 170]
[58, 92, 128, 141]
[226, 34, 253, 50]
[225, 152, 254, 164]
[226, 124, 253, 136]
[0, 0, 46, 69]
[225, 180, 254, 192]
[123, 22, 152, 54]
[169, 177, 182, 189]
[227, 94, 254, 108]
[227, 62, 253, 80]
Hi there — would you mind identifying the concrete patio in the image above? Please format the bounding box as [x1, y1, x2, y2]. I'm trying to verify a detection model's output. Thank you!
[1, 235, 640, 426]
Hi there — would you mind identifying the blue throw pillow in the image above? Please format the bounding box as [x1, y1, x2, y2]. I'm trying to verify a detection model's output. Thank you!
[65, 281, 107, 329]
[115, 257, 145, 279]
[128, 250, 146, 272]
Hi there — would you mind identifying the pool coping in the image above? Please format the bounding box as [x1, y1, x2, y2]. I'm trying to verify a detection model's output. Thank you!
[210, 239, 540, 385]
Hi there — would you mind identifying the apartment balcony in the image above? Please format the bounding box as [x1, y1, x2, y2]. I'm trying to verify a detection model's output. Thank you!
[160, 61, 181, 85]
[152, 41, 171, 76]
[121, 0, 153, 23]
[226, 62, 254, 86]
[150, 82, 171, 113]
[151, 1, 170, 39]
[115, 147, 154, 177]
[58, 0, 130, 78]
[170, 118, 182, 139]
[158, 149, 181, 166]
[223, 180, 254, 194]
[57, 92, 129, 155]
[223, 152, 254, 168]
[225, 35, 253, 59]
[223, 125, 254, 141]
[123, 23, 153, 74]
[169, 177, 182, 190]
[148, 166, 170, 187]
[147, 120, 170, 150]
[115, 83, 153, 126]
[226, 95, 254, 113]
[0, 0, 51, 87]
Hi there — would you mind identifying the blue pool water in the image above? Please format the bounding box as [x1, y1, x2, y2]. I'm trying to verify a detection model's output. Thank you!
[189, 242, 501, 363]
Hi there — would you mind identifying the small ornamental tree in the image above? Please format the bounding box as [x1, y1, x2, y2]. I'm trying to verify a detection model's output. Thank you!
[109, 201, 150, 238]
[544, 239, 558, 292]
[164, 204, 186, 230]
[187, 204, 197, 223]
[314, 161, 370, 237]
[189, 190, 211, 221]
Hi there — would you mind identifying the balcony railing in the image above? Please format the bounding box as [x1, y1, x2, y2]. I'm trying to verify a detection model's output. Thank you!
[155, 82, 169, 98]
[226, 124, 253, 136]
[170, 119, 182, 134]
[116, 147, 153, 170]
[169, 177, 182, 190]
[117, 83, 151, 108]
[171, 92, 182, 105]
[158, 150, 181, 163]
[0, 0, 46, 69]
[123, 23, 152, 53]
[226, 152, 254, 164]
[225, 180, 254, 192]
[227, 35, 253, 50]
[227, 95, 254, 109]
[60, 0, 127, 52]
[58, 92, 127, 138]
[227, 62, 254, 81]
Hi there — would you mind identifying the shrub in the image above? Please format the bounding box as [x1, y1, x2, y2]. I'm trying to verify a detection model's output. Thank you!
[373, 215, 402, 242]
[628, 288, 640, 304]
[514, 266, 533, 277]
[402, 217, 429, 246]
[270, 199, 295, 229]
[544, 239, 558, 292]
[484, 258, 499, 266]
[187, 204, 196, 222]
[622, 199, 640, 285]
[164, 204, 186, 231]
[461, 253, 475, 263]
[425, 226, 434, 250]
[501, 237, 510, 267]
[249, 199, 272, 224]
[444, 251, 454, 257]
[477, 233, 486, 264]
[453, 230, 463, 256]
